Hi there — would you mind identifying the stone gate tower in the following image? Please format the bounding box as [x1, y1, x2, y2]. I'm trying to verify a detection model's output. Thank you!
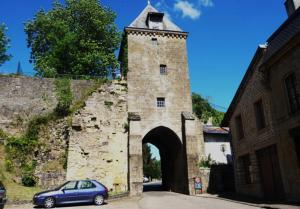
[119, 3, 205, 196]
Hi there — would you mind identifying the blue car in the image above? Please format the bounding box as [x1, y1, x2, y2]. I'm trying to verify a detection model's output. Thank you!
[33, 180, 108, 208]
[0, 181, 6, 209]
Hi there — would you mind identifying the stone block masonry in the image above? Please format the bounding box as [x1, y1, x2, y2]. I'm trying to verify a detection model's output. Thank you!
[0, 76, 95, 135]
[0, 76, 127, 190]
[67, 81, 128, 192]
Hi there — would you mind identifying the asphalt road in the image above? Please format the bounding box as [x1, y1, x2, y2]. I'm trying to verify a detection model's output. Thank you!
[5, 190, 300, 209]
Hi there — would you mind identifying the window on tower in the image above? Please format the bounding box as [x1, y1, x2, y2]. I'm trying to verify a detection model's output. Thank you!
[151, 37, 158, 45]
[160, 65, 167, 75]
[147, 12, 164, 30]
[157, 98, 165, 107]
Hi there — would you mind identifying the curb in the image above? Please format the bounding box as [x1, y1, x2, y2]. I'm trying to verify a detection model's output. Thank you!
[6, 192, 130, 205]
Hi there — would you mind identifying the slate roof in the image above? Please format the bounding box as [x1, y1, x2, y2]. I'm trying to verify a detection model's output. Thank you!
[264, 7, 300, 63]
[203, 125, 230, 135]
[128, 4, 183, 32]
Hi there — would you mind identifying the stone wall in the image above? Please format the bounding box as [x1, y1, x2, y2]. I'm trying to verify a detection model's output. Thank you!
[266, 42, 300, 202]
[0, 76, 95, 135]
[0, 76, 99, 188]
[229, 39, 300, 201]
[228, 49, 275, 199]
[67, 81, 128, 192]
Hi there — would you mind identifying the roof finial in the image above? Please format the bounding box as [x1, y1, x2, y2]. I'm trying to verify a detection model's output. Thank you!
[148, 0, 151, 5]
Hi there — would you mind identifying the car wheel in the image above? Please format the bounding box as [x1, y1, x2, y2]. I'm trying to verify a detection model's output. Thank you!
[44, 197, 55, 208]
[94, 195, 104, 205]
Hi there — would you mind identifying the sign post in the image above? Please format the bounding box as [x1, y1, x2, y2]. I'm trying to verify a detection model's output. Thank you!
[194, 177, 202, 194]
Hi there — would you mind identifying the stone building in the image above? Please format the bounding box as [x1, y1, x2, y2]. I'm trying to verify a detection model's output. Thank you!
[222, 0, 300, 202]
[119, 3, 204, 196]
[66, 2, 205, 196]
[203, 125, 232, 164]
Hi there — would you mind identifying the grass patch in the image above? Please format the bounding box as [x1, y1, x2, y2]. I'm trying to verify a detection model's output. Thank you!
[71, 79, 107, 113]
[0, 145, 42, 201]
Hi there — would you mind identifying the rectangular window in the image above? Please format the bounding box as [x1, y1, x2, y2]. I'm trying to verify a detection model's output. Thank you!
[151, 37, 158, 45]
[160, 65, 167, 75]
[285, 73, 300, 113]
[254, 99, 266, 131]
[235, 114, 244, 139]
[157, 98, 165, 107]
[239, 154, 251, 184]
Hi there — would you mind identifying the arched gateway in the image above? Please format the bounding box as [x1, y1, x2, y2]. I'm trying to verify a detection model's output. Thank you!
[120, 3, 205, 196]
[143, 126, 186, 193]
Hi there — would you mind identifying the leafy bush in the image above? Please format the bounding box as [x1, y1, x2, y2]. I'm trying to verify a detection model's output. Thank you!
[60, 151, 68, 170]
[123, 122, 129, 133]
[55, 78, 73, 117]
[198, 154, 216, 168]
[5, 159, 13, 172]
[21, 175, 36, 187]
[192, 93, 225, 126]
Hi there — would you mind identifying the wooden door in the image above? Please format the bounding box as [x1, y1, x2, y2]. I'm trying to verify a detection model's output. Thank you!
[256, 145, 284, 200]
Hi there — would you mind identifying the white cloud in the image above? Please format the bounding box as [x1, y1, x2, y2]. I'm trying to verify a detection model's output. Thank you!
[174, 1, 201, 20]
[199, 0, 214, 7]
[155, 0, 173, 20]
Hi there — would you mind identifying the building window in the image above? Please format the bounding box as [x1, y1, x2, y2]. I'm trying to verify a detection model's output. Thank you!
[151, 37, 158, 45]
[235, 114, 244, 139]
[285, 73, 300, 113]
[254, 99, 266, 131]
[239, 154, 251, 184]
[160, 65, 167, 75]
[157, 98, 165, 107]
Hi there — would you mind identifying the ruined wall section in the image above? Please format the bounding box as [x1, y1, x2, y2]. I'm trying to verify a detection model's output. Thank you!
[0, 76, 95, 135]
[0, 76, 127, 189]
[67, 81, 128, 192]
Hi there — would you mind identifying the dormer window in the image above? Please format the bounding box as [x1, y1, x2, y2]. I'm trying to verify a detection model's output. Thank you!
[147, 12, 164, 30]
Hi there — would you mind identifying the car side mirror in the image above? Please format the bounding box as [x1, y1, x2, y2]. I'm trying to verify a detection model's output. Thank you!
[62, 189, 65, 193]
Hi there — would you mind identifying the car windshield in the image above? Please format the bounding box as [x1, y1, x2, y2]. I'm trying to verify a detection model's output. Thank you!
[55, 182, 69, 190]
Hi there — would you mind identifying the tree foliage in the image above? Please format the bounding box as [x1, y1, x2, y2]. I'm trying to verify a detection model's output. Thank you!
[143, 144, 161, 179]
[192, 93, 225, 126]
[119, 32, 128, 79]
[25, 0, 121, 77]
[0, 24, 11, 66]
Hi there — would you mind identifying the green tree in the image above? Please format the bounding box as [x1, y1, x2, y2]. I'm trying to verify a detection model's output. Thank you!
[25, 0, 121, 77]
[192, 93, 225, 126]
[0, 24, 11, 66]
[143, 144, 161, 179]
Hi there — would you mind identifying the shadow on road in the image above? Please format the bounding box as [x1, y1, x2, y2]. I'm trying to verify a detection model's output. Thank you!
[211, 193, 300, 208]
[143, 182, 166, 192]
[34, 202, 108, 208]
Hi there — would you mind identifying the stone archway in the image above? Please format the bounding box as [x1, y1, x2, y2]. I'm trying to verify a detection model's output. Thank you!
[128, 113, 204, 196]
[142, 126, 188, 193]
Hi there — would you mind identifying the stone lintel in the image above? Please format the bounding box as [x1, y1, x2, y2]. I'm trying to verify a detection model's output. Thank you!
[128, 112, 141, 121]
[182, 112, 195, 120]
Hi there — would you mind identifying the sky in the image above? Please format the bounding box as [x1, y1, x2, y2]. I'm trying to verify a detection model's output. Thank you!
[0, 0, 288, 160]
[0, 0, 287, 110]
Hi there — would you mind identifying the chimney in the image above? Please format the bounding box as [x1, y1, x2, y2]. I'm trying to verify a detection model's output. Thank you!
[285, 0, 300, 16]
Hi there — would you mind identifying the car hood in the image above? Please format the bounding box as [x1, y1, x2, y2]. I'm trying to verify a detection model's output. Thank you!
[35, 189, 58, 197]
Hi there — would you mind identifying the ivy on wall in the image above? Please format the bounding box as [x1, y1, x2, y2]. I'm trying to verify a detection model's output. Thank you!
[3, 78, 106, 187]
[54, 78, 73, 117]
[119, 33, 128, 79]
